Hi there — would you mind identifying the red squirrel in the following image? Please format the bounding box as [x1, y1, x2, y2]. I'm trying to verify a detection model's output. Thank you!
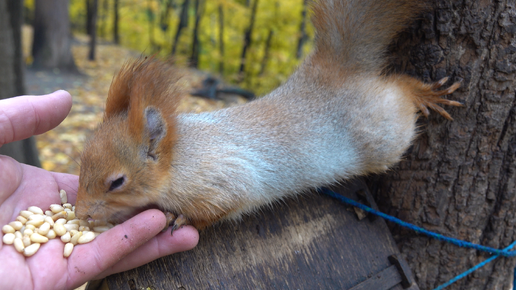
[75, 0, 461, 230]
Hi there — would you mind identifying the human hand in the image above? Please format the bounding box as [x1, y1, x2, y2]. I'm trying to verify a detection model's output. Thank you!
[0, 91, 199, 290]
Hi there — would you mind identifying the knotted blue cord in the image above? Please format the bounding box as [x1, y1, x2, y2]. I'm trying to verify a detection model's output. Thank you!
[319, 188, 516, 289]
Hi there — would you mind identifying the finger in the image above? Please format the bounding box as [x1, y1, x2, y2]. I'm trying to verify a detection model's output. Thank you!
[0, 91, 72, 145]
[97, 225, 199, 277]
[66, 209, 167, 289]
[0, 156, 23, 217]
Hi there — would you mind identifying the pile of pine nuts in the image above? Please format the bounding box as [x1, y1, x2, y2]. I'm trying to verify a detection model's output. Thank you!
[1, 190, 113, 258]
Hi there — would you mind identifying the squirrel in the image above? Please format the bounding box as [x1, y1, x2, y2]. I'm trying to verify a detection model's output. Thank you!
[75, 0, 461, 231]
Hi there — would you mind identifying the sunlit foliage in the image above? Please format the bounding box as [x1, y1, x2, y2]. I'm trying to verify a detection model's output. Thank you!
[27, 0, 314, 96]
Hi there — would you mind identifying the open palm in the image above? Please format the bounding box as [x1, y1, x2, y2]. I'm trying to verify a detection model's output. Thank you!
[0, 91, 198, 290]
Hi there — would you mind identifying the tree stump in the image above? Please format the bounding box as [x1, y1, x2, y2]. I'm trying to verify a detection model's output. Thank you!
[106, 180, 419, 290]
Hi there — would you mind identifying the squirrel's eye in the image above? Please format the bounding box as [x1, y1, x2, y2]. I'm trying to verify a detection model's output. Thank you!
[109, 176, 125, 191]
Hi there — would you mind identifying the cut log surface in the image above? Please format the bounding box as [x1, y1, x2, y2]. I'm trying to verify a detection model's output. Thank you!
[107, 183, 418, 289]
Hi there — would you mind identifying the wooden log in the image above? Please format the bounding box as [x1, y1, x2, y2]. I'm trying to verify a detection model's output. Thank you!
[106, 180, 419, 289]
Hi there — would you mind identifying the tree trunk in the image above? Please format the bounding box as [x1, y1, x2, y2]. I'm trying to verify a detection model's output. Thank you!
[189, 0, 204, 68]
[86, 0, 93, 35]
[146, 0, 157, 53]
[171, 0, 190, 56]
[88, 0, 98, 61]
[375, 1, 516, 289]
[0, 0, 41, 167]
[238, 0, 259, 78]
[99, 0, 108, 38]
[159, 0, 175, 32]
[113, 0, 120, 44]
[259, 29, 273, 75]
[295, 0, 308, 59]
[32, 0, 77, 71]
[218, 4, 224, 75]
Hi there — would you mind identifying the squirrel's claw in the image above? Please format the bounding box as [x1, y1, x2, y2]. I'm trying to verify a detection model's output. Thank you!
[164, 212, 189, 235]
[408, 77, 462, 121]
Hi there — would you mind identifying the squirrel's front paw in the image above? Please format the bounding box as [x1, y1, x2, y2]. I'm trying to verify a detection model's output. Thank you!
[165, 212, 189, 235]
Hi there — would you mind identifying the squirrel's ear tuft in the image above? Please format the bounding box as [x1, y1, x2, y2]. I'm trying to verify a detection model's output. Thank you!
[145, 106, 167, 157]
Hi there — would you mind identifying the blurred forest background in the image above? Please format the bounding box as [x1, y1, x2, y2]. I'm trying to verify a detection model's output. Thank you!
[1, 0, 314, 175]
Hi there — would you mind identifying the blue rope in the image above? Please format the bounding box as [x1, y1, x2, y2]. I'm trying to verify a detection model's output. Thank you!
[433, 240, 516, 290]
[319, 188, 516, 289]
[319, 188, 516, 257]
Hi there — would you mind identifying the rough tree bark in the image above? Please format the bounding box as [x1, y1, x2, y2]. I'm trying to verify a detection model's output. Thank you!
[0, 0, 41, 167]
[32, 0, 77, 71]
[375, 1, 516, 289]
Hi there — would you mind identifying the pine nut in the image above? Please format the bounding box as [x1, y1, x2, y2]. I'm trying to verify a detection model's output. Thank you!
[23, 229, 34, 236]
[60, 190, 68, 204]
[60, 232, 71, 243]
[70, 231, 83, 245]
[2, 233, 15, 244]
[19, 210, 34, 219]
[23, 243, 40, 257]
[2, 225, 15, 234]
[51, 211, 67, 221]
[53, 223, 67, 236]
[2, 189, 104, 258]
[44, 216, 54, 226]
[66, 210, 76, 220]
[64, 224, 79, 232]
[22, 235, 31, 247]
[14, 238, 24, 253]
[9, 221, 23, 231]
[28, 206, 44, 215]
[16, 216, 28, 224]
[30, 233, 49, 243]
[50, 204, 64, 214]
[63, 243, 74, 257]
[46, 229, 56, 239]
[26, 219, 44, 227]
[77, 231, 95, 244]
[38, 222, 51, 236]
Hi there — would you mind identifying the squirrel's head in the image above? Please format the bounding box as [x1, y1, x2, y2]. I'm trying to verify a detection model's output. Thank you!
[75, 57, 182, 223]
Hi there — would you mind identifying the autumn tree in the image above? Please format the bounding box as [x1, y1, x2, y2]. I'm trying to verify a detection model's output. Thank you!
[87, 0, 99, 61]
[189, 0, 204, 68]
[295, 0, 308, 59]
[0, 0, 41, 167]
[32, 0, 77, 71]
[238, 0, 259, 79]
[171, 0, 190, 56]
[113, 0, 120, 44]
[373, 1, 516, 289]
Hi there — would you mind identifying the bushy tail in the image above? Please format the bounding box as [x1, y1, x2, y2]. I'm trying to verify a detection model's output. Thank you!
[311, 0, 425, 73]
